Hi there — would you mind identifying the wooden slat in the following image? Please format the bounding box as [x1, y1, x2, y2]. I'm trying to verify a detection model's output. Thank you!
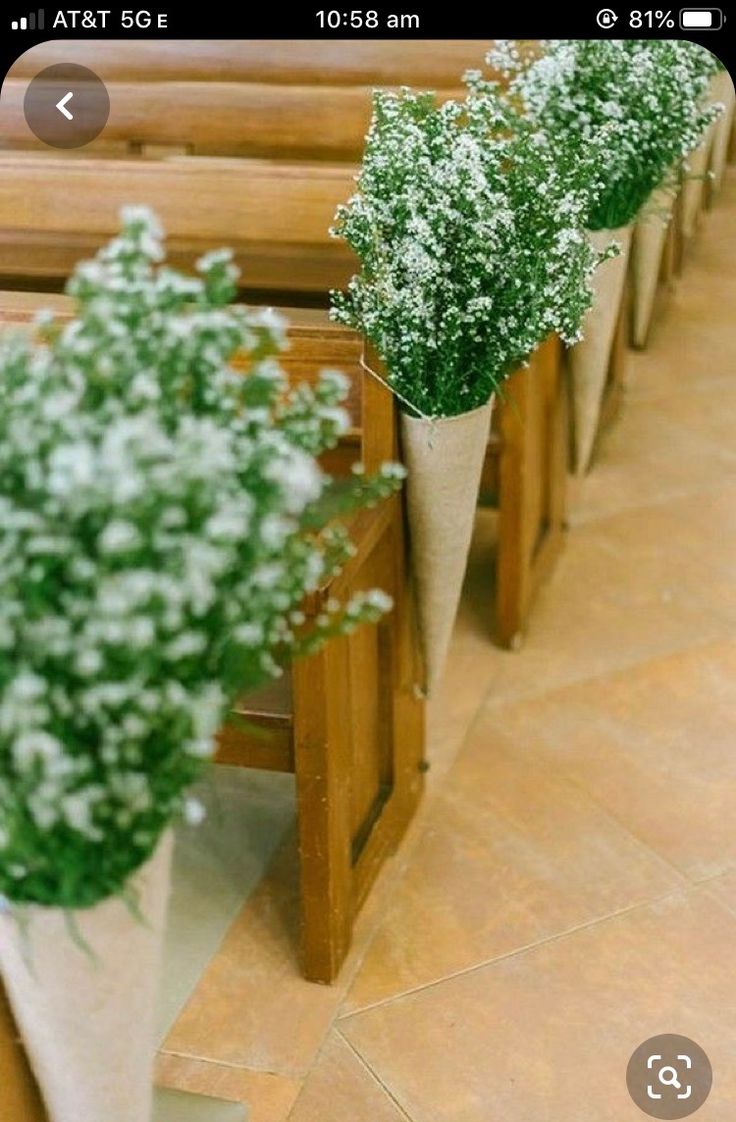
[344, 524, 396, 845]
[495, 335, 567, 649]
[0, 987, 47, 1120]
[0, 154, 352, 242]
[0, 292, 366, 434]
[292, 626, 354, 981]
[0, 237, 354, 296]
[351, 478, 424, 918]
[8, 40, 496, 87]
[0, 290, 358, 353]
[0, 78, 467, 161]
[215, 717, 294, 773]
[0, 154, 356, 292]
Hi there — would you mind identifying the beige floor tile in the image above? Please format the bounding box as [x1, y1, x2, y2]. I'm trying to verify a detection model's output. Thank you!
[342, 892, 736, 1122]
[564, 487, 736, 624]
[705, 869, 736, 917]
[425, 509, 501, 785]
[163, 804, 428, 1078]
[648, 384, 736, 454]
[678, 476, 736, 544]
[153, 1088, 247, 1121]
[155, 1054, 299, 1122]
[343, 730, 681, 1013]
[483, 640, 736, 881]
[163, 835, 347, 1077]
[455, 501, 732, 710]
[570, 398, 736, 524]
[287, 1034, 407, 1121]
[627, 336, 736, 400]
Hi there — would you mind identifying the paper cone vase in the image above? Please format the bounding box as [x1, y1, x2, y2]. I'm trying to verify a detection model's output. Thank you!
[0, 831, 173, 1122]
[709, 70, 736, 197]
[632, 185, 676, 349]
[681, 128, 715, 239]
[401, 399, 493, 695]
[570, 225, 632, 474]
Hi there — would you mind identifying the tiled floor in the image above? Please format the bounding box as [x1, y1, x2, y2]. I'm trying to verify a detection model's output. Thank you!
[157, 170, 736, 1120]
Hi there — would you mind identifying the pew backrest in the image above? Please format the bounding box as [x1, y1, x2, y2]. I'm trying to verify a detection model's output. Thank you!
[0, 290, 394, 472]
[2, 40, 495, 161]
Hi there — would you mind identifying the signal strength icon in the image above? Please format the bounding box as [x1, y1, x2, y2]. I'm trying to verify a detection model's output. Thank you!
[10, 8, 45, 29]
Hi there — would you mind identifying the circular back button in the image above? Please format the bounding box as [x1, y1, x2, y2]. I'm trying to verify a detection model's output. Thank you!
[24, 63, 110, 149]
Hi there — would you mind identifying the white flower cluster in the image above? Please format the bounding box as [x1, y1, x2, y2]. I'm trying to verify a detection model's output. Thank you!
[330, 84, 600, 418]
[0, 208, 402, 909]
[489, 40, 722, 230]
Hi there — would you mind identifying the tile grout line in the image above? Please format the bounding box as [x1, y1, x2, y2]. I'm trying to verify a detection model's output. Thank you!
[157, 1047, 297, 1081]
[338, 886, 692, 1022]
[690, 866, 736, 887]
[336, 1029, 417, 1121]
[479, 630, 736, 716]
[698, 876, 736, 921]
[542, 768, 697, 887]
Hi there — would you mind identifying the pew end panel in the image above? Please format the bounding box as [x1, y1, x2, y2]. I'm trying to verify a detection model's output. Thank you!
[495, 335, 568, 650]
[216, 365, 424, 983]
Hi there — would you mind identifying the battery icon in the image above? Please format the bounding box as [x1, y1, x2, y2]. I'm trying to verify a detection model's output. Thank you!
[679, 7, 723, 27]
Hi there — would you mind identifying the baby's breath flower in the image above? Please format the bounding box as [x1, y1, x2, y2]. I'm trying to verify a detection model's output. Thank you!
[0, 208, 402, 910]
[331, 84, 598, 416]
[498, 40, 722, 230]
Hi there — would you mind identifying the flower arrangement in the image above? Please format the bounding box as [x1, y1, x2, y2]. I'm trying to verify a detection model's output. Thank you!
[330, 82, 600, 418]
[488, 39, 722, 231]
[0, 208, 402, 912]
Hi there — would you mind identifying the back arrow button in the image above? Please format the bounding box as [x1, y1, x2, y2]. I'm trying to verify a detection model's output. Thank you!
[24, 64, 109, 149]
[56, 91, 74, 120]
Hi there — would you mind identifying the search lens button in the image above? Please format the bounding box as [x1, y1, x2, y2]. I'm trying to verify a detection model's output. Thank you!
[627, 1035, 712, 1118]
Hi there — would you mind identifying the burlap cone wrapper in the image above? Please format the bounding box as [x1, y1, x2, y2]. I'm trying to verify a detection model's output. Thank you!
[681, 127, 715, 239]
[0, 830, 173, 1122]
[709, 69, 736, 197]
[632, 184, 677, 349]
[570, 225, 632, 474]
[401, 398, 493, 695]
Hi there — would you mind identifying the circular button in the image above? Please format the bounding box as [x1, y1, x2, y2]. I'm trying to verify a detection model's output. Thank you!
[627, 1034, 713, 1118]
[24, 63, 110, 150]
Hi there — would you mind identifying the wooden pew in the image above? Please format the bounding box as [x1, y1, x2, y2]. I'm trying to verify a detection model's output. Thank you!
[0, 291, 425, 984]
[0, 38, 567, 649]
[3, 40, 491, 161]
